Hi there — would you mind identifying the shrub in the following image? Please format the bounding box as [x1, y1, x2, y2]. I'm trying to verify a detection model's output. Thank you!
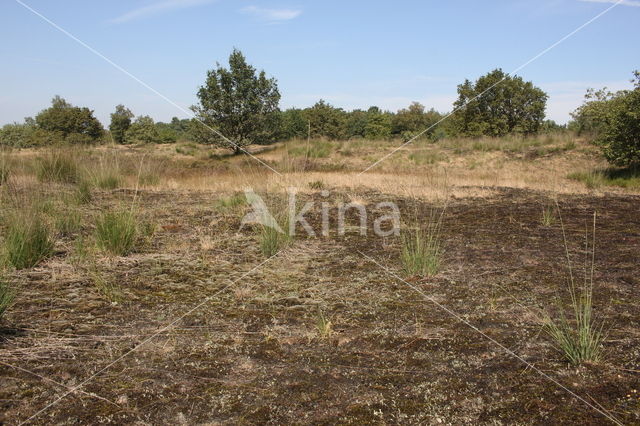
[125, 116, 162, 144]
[95, 210, 137, 256]
[35, 96, 103, 141]
[0, 122, 58, 148]
[36, 150, 78, 183]
[572, 71, 640, 167]
[3, 213, 54, 269]
[401, 210, 444, 276]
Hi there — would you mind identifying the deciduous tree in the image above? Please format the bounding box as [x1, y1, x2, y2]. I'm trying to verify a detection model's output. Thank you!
[451, 69, 547, 137]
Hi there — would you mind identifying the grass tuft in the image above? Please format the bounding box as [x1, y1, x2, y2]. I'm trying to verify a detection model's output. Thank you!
[541, 205, 556, 227]
[3, 212, 54, 269]
[315, 310, 333, 339]
[55, 208, 82, 237]
[95, 210, 138, 256]
[544, 210, 605, 365]
[36, 150, 78, 183]
[74, 179, 93, 204]
[258, 196, 291, 257]
[215, 193, 246, 211]
[401, 209, 444, 276]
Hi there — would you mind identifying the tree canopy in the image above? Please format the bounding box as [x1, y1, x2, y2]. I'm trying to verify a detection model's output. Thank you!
[192, 49, 281, 153]
[35, 96, 104, 142]
[109, 104, 134, 144]
[451, 69, 548, 137]
[572, 71, 640, 167]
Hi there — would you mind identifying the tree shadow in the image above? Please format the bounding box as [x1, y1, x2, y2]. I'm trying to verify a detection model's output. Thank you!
[601, 165, 640, 180]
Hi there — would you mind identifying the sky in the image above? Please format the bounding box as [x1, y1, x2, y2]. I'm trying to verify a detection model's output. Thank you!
[0, 0, 638, 126]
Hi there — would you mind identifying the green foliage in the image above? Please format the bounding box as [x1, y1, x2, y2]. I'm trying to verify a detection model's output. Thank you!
[35, 96, 104, 142]
[95, 210, 138, 256]
[364, 106, 392, 140]
[0, 275, 14, 321]
[124, 115, 162, 144]
[573, 71, 640, 167]
[344, 109, 368, 139]
[109, 104, 134, 144]
[451, 69, 548, 137]
[192, 49, 281, 153]
[0, 120, 61, 148]
[401, 210, 444, 276]
[154, 122, 179, 143]
[302, 100, 346, 140]
[279, 108, 308, 140]
[3, 212, 54, 269]
[36, 150, 79, 183]
[392, 102, 443, 140]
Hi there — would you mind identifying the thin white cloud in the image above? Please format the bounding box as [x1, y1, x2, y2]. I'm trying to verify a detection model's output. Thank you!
[240, 6, 302, 22]
[109, 0, 215, 24]
[578, 0, 640, 7]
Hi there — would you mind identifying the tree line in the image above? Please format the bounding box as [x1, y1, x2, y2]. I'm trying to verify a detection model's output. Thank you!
[1, 49, 637, 167]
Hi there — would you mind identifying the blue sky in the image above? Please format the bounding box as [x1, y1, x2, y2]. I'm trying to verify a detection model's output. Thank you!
[0, 0, 638, 126]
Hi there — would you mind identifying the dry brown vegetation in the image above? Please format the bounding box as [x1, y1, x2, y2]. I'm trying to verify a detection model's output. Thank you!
[1, 135, 639, 424]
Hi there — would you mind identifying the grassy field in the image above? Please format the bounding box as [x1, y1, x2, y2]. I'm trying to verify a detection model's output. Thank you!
[1, 135, 639, 424]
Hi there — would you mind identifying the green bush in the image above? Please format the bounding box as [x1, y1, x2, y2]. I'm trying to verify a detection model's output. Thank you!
[572, 71, 640, 167]
[3, 213, 54, 269]
[95, 210, 137, 256]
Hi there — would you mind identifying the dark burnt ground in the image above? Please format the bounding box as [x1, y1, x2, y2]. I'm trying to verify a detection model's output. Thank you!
[1, 187, 639, 425]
